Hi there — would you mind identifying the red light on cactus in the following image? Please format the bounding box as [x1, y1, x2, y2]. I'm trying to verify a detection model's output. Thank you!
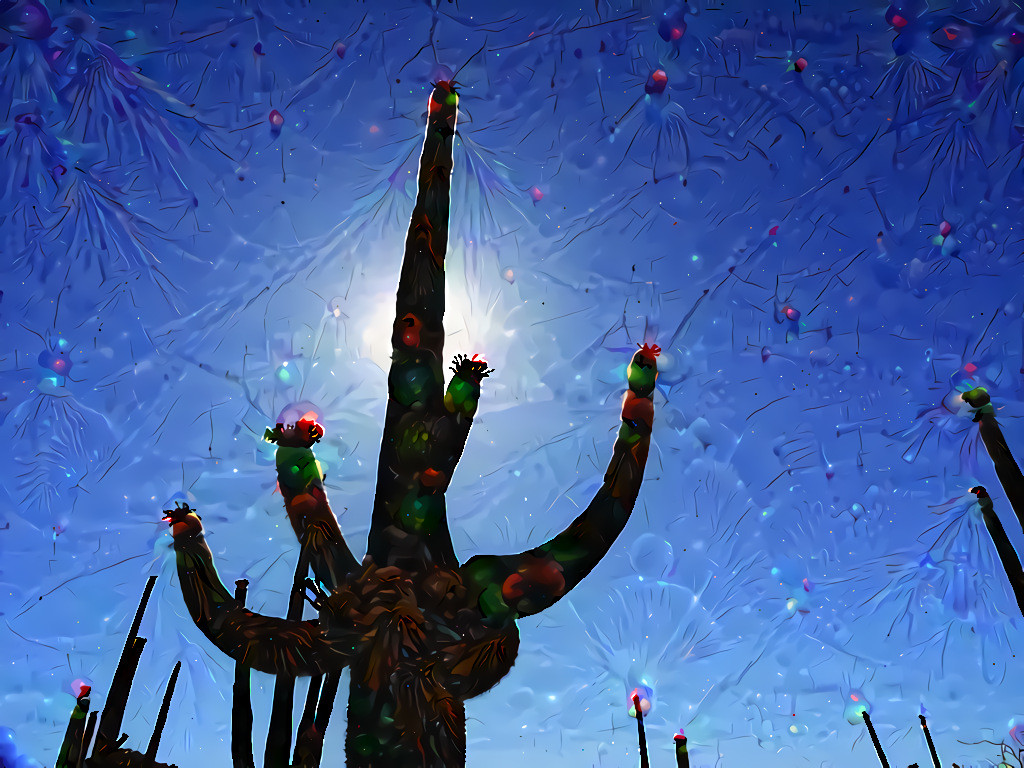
[850, 694, 859, 701]
[637, 342, 661, 360]
[269, 109, 284, 128]
[622, 390, 655, 428]
[38, 349, 72, 376]
[502, 558, 565, 602]
[892, 14, 907, 27]
[645, 69, 668, 95]
[420, 468, 445, 487]
[628, 686, 653, 717]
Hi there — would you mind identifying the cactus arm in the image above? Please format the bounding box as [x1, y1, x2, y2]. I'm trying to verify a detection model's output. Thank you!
[266, 419, 360, 587]
[367, 82, 460, 569]
[459, 345, 659, 620]
[166, 507, 359, 676]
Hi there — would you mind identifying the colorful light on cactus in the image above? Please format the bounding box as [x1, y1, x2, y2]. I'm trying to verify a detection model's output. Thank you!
[628, 685, 653, 717]
[276, 402, 322, 428]
[645, 69, 668, 95]
[38, 349, 72, 376]
[674, 729, 690, 768]
[844, 690, 871, 724]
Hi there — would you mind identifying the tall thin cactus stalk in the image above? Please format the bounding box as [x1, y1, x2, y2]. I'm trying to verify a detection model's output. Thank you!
[231, 579, 255, 768]
[963, 387, 1024, 532]
[862, 711, 891, 768]
[970, 486, 1024, 618]
[919, 714, 941, 768]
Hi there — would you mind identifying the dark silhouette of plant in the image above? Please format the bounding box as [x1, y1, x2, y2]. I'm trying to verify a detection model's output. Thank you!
[164, 82, 658, 767]
[963, 387, 1024, 533]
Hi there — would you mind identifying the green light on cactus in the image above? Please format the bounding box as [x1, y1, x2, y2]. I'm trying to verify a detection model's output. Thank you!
[444, 376, 479, 415]
[397, 492, 442, 533]
[627, 360, 655, 390]
[618, 423, 642, 444]
[478, 583, 511, 619]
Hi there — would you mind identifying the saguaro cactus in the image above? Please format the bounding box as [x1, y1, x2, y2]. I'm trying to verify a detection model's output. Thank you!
[166, 82, 658, 768]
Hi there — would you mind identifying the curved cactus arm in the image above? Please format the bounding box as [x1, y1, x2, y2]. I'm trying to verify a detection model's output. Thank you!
[165, 505, 358, 677]
[266, 420, 360, 587]
[459, 345, 659, 620]
[283, 485, 360, 589]
[367, 82, 460, 570]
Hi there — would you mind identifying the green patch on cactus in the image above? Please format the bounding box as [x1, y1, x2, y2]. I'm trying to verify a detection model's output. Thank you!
[397, 421, 432, 462]
[353, 733, 380, 756]
[275, 446, 322, 491]
[392, 362, 434, 406]
[627, 360, 656, 394]
[397, 492, 442, 533]
[478, 583, 512, 620]
[444, 376, 479, 415]
[618, 423, 643, 444]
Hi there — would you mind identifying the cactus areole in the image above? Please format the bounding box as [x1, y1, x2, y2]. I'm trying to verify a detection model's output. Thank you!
[167, 82, 657, 768]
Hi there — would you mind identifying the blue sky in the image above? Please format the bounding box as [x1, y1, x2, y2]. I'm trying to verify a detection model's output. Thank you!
[3, 0, 1024, 766]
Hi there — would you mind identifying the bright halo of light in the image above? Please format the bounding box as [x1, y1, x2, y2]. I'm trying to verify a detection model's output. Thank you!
[356, 248, 511, 374]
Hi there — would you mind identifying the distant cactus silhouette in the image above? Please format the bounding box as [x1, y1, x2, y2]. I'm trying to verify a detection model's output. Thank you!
[166, 82, 658, 767]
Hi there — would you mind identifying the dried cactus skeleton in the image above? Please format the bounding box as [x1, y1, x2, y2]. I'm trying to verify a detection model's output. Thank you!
[166, 82, 658, 767]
